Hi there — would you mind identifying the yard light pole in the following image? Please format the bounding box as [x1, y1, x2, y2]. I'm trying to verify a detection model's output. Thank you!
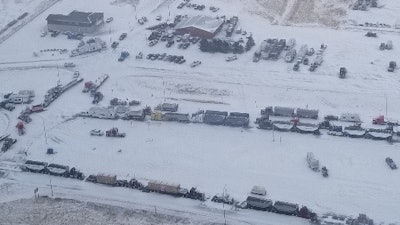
[42, 118, 48, 146]
[385, 94, 388, 118]
[272, 126, 275, 142]
[49, 175, 54, 197]
[134, 6, 137, 20]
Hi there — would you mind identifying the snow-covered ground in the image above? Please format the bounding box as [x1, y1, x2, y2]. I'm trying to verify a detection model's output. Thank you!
[1, 0, 400, 224]
[0, 0, 43, 27]
[0, 197, 225, 225]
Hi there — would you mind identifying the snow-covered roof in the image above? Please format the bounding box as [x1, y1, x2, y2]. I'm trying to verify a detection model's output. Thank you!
[174, 15, 224, 34]
[393, 126, 400, 133]
[250, 186, 267, 196]
[47, 10, 103, 25]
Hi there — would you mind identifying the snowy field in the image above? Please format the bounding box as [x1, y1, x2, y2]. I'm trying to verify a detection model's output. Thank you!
[0, 0, 43, 27]
[0, 197, 225, 225]
[1, 0, 400, 224]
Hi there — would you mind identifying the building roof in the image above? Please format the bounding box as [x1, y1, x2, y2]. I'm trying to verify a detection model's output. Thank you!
[47, 10, 103, 24]
[175, 15, 224, 34]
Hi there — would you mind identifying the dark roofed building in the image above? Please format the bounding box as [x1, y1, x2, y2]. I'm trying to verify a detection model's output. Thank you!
[174, 15, 224, 39]
[46, 10, 104, 33]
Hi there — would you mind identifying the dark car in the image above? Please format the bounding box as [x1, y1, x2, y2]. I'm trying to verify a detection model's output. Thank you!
[182, 42, 190, 49]
[119, 33, 127, 41]
[303, 57, 309, 65]
[309, 63, 317, 72]
[166, 40, 175, 48]
[339, 67, 347, 78]
[386, 157, 397, 170]
[293, 63, 300, 71]
[50, 31, 60, 37]
[87, 38, 96, 44]
[111, 41, 119, 49]
[67, 33, 83, 40]
[388, 61, 397, 72]
[118, 51, 129, 62]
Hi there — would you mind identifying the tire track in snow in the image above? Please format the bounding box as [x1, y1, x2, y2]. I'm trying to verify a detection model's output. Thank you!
[128, 66, 392, 96]
[279, 0, 297, 24]
[0, 112, 10, 134]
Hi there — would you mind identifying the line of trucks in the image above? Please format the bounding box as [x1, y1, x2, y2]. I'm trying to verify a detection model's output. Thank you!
[20, 160, 84, 180]
[20, 160, 205, 201]
[77, 102, 400, 144]
[212, 185, 316, 220]
[19, 160, 379, 223]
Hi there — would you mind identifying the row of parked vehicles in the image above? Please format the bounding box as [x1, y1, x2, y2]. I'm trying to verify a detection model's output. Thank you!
[21, 160, 205, 201]
[21, 160, 85, 180]
[20, 159, 317, 220]
[146, 53, 186, 64]
[212, 186, 316, 219]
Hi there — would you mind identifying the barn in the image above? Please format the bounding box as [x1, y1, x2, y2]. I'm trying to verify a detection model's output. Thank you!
[46, 10, 104, 34]
[174, 15, 224, 39]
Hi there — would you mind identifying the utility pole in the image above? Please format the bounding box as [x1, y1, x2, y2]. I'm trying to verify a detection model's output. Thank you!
[385, 94, 388, 118]
[272, 126, 275, 142]
[49, 175, 53, 197]
[163, 79, 166, 102]
[134, 6, 137, 20]
[42, 119, 48, 146]
[224, 209, 226, 225]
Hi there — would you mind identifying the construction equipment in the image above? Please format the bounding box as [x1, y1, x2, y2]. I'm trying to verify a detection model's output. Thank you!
[105, 128, 125, 137]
